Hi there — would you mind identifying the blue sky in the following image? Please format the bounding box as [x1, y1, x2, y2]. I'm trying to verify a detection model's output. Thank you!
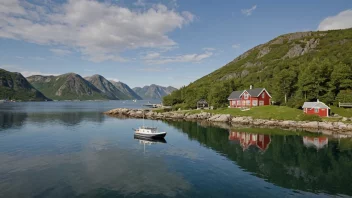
[1, 0, 352, 88]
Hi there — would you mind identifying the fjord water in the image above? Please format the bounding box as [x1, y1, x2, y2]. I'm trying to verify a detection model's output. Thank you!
[0, 102, 352, 198]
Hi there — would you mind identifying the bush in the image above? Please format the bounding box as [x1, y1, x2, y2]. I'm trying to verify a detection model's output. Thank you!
[298, 114, 322, 122]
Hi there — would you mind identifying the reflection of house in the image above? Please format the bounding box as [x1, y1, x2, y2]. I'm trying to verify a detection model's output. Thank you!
[228, 86, 272, 108]
[303, 136, 328, 150]
[229, 131, 271, 152]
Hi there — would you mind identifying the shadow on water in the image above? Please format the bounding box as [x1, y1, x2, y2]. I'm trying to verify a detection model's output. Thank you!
[163, 120, 352, 196]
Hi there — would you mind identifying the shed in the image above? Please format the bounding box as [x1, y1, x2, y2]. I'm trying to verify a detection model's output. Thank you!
[197, 99, 209, 109]
[302, 99, 330, 117]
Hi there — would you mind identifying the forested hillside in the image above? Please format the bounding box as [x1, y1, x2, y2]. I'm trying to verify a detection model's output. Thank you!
[0, 69, 49, 101]
[163, 29, 352, 109]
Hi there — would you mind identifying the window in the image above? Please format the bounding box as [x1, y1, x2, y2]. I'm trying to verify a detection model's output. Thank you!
[246, 100, 250, 105]
[314, 108, 319, 113]
[259, 101, 264, 106]
[252, 100, 258, 106]
[244, 93, 248, 99]
[237, 100, 241, 105]
[262, 93, 265, 99]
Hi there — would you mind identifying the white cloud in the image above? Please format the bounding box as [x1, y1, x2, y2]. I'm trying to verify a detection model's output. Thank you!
[0, 0, 195, 62]
[241, 5, 257, 16]
[145, 51, 213, 65]
[142, 52, 161, 60]
[107, 77, 120, 82]
[29, 56, 46, 61]
[21, 71, 59, 77]
[202, 47, 216, 51]
[318, 9, 352, 31]
[137, 66, 171, 72]
[232, 44, 240, 49]
[50, 48, 72, 56]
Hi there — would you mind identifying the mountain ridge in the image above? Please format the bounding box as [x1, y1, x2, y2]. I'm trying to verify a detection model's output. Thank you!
[133, 84, 177, 99]
[27, 73, 108, 100]
[0, 69, 49, 101]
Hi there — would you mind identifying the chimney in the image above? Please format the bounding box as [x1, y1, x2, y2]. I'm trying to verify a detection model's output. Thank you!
[250, 85, 253, 90]
[317, 99, 319, 103]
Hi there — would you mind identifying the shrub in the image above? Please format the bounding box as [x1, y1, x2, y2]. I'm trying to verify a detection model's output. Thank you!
[298, 114, 322, 122]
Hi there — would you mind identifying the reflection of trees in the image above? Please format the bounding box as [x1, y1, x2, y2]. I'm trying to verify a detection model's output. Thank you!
[27, 112, 105, 126]
[0, 111, 105, 129]
[0, 112, 27, 130]
[164, 120, 352, 196]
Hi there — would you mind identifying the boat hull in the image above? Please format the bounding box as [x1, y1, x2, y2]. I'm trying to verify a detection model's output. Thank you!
[134, 132, 167, 139]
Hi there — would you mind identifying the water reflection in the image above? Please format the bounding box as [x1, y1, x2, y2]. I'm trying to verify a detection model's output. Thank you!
[165, 120, 352, 196]
[229, 131, 271, 152]
[0, 112, 105, 130]
[303, 136, 329, 150]
[0, 112, 27, 130]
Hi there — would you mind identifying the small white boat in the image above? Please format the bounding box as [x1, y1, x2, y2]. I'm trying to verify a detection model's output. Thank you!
[134, 127, 167, 138]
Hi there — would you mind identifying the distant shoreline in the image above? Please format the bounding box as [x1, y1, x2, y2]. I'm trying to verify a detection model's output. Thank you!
[104, 108, 352, 136]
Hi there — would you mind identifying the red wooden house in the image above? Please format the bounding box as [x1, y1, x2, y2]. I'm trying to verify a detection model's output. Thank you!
[302, 100, 330, 117]
[228, 86, 272, 108]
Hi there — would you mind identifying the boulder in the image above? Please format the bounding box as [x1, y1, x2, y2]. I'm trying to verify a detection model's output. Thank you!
[301, 122, 319, 129]
[319, 122, 334, 130]
[209, 114, 231, 122]
[342, 117, 349, 122]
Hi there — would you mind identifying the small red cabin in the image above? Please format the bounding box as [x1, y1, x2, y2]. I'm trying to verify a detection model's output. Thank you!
[228, 86, 271, 108]
[302, 100, 330, 117]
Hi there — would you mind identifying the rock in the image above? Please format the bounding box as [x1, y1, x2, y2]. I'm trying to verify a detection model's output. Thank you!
[231, 117, 252, 125]
[241, 70, 249, 77]
[220, 72, 240, 81]
[198, 112, 211, 119]
[270, 37, 284, 45]
[185, 114, 198, 119]
[257, 47, 270, 58]
[209, 114, 231, 122]
[286, 32, 312, 41]
[342, 117, 349, 122]
[319, 122, 334, 130]
[284, 44, 304, 58]
[301, 122, 319, 129]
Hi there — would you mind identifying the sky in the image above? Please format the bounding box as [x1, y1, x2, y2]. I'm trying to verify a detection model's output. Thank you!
[1, 0, 352, 88]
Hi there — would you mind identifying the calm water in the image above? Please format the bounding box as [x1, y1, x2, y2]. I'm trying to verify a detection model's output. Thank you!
[0, 101, 352, 198]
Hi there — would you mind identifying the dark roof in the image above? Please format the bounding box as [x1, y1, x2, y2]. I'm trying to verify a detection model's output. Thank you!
[197, 99, 208, 104]
[247, 88, 265, 97]
[228, 91, 243, 100]
[228, 88, 272, 99]
[302, 102, 330, 109]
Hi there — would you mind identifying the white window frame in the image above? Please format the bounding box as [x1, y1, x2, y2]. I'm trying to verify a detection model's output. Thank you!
[244, 93, 249, 100]
[259, 101, 264, 106]
[314, 108, 319, 113]
[262, 93, 265, 99]
[252, 100, 258, 106]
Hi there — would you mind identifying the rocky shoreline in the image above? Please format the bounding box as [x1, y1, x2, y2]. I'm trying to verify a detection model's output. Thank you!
[104, 108, 352, 135]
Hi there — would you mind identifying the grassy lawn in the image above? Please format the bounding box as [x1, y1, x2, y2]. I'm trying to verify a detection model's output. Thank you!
[330, 106, 352, 117]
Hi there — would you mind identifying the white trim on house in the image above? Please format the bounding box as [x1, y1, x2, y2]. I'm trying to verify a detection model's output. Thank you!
[257, 88, 272, 98]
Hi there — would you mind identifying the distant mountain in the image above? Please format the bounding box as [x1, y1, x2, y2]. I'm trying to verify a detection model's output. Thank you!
[0, 69, 49, 101]
[132, 84, 177, 99]
[109, 80, 142, 100]
[27, 73, 108, 100]
[84, 75, 130, 100]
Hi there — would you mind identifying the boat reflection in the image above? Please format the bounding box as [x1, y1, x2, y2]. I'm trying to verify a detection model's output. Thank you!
[303, 136, 328, 150]
[229, 131, 271, 152]
[134, 135, 167, 144]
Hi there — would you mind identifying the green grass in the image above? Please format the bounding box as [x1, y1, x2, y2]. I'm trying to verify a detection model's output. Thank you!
[330, 106, 352, 117]
[169, 106, 325, 121]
